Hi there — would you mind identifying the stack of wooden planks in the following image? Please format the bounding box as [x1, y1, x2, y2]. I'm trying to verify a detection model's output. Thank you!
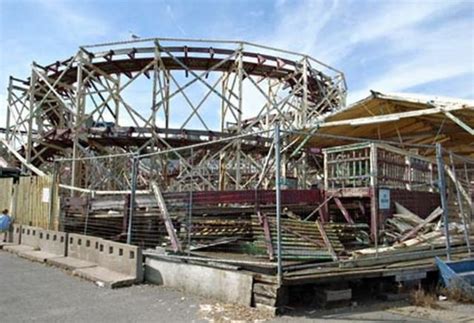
[251, 216, 345, 260]
[385, 202, 442, 242]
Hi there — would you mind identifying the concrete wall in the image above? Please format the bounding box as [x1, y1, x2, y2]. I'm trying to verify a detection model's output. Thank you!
[145, 258, 253, 306]
[96, 239, 143, 280]
[10, 224, 22, 244]
[38, 229, 67, 256]
[67, 233, 142, 281]
[68, 233, 103, 263]
[21, 225, 40, 248]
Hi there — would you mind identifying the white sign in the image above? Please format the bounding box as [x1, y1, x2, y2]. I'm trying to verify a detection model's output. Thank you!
[378, 188, 390, 210]
[42, 188, 50, 203]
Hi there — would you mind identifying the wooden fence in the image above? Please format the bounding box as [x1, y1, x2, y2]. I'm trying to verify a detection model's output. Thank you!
[0, 178, 14, 211]
[0, 175, 59, 230]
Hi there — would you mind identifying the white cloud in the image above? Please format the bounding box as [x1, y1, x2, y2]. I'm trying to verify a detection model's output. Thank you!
[166, 4, 187, 36]
[38, 0, 110, 40]
[256, 0, 473, 104]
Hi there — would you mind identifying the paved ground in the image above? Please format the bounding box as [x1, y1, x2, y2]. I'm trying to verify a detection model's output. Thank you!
[0, 252, 205, 323]
[1, 251, 472, 322]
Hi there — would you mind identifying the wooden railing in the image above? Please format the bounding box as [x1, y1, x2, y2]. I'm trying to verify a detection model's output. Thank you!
[323, 143, 438, 192]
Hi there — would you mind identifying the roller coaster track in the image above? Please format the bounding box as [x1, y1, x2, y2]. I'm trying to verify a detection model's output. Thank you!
[5, 38, 346, 190]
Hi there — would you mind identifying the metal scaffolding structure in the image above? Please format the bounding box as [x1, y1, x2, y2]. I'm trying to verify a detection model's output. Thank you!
[4, 38, 346, 192]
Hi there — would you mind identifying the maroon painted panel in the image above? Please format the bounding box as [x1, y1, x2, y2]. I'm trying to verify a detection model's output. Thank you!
[388, 189, 440, 218]
[162, 189, 322, 206]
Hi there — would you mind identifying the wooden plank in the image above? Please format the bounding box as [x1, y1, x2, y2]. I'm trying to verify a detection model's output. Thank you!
[280, 224, 326, 248]
[316, 220, 338, 261]
[445, 166, 472, 209]
[190, 237, 239, 251]
[443, 111, 474, 135]
[11, 176, 57, 229]
[253, 293, 277, 306]
[150, 181, 182, 252]
[334, 197, 354, 224]
[253, 283, 278, 298]
[395, 202, 421, 221]
[0, 178, 13, 211]
[257, 211, 274, 260]
[0, 139, 46, 176]
[320, 105, 464, 128]
[304, 189, 340, 221]
[399, 207, 442, 242]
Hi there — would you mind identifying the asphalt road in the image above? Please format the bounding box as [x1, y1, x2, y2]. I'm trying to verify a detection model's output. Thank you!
[2, 251, 469, 323]
[0, 252, 205, 323]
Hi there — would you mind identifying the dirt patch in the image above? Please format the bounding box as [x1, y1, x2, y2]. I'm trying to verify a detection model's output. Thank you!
[199, 303, 274, 322]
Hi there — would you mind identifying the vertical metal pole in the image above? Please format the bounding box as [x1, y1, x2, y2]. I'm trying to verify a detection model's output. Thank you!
[127, 156, 138, 244]
[436, 144, 451, 261]
[369, 143, 379, 256]
[187, 147, 193, 256]
[274, 124, 282, 286]
[187, 190, 193, 257]
[48, 161, 59, 230]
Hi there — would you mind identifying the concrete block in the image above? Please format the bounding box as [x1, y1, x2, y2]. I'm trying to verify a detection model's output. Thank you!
[3, 244, 36, 255]
[55, 234, 143, 287]
[0, 241, 14, 250]
[145, 258, 253, 306]
[67, 234, 103, 264]
[96, 240, 143, 282]
[20, 225, 40, 249]
[47, 256, 97, 271]
[73, 266, 136, 288]
[37, 229, 67, 256]
[9, 224, 21, 244]
[17, 250, 63, 263]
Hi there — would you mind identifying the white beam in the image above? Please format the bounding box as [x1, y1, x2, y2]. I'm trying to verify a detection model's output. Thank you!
[321, 105, 465, 128]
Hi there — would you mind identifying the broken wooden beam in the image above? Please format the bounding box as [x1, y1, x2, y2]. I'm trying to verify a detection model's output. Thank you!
[257, 211, 274, 260]
[399, 207, 443, 242]
[151, 181, 182, 252]
[316, 220, 338, 261]
[334, 197, 355, 224]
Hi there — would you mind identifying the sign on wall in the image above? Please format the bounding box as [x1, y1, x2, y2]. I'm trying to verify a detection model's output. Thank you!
[378, 188, 390, 210]
[42, 188, 50, 203]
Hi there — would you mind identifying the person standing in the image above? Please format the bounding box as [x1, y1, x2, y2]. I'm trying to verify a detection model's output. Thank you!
[0, 209, 11, 242]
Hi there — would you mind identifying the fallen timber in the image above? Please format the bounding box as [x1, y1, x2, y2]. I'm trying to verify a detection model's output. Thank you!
[61, 182, 474, 307]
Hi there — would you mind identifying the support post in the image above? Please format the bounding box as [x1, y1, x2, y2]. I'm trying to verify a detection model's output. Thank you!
[48, 162, 59, 230]
[71, 55, 84, 195]
[6, 77, 12, 145]
[235, 43, 244, 189]
[25, 66, 37, 173]
[127, 155, 138, 244]
[436, 144, 451, 260]
[274, 124, 282, 286]
[187, 189, 193, 256]
[369, 143, 379, 255]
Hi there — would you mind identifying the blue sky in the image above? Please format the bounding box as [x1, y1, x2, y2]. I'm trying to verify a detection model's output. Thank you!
[0, 0, 473, 128]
